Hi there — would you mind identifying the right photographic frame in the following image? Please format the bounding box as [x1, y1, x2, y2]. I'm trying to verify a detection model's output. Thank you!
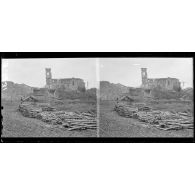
[99, 56, 194, 140]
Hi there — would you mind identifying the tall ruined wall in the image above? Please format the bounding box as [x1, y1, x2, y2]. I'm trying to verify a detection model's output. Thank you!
[50, 78, 85, 91]
[147, 78, 181, 91]
[141, 68, 181, 91]
[45, 68, 85, 91]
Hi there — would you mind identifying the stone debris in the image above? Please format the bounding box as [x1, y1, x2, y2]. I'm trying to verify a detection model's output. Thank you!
[114, 103, 138, 118]
[114, 103, 193, 131]
[18, 103, 42, 118]
[18, 103, 97, 131]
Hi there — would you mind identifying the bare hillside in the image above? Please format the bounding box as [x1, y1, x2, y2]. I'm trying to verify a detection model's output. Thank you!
[100, 81, 129, 100]
[2, 81, 33, 100]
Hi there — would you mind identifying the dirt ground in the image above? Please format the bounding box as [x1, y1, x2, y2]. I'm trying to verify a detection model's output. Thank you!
[1, 100, 97, 137]
[1, 99, 193, 138]
[99, 100, 194, 137]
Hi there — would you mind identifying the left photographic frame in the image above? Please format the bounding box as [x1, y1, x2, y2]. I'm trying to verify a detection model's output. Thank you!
[1, 55, 98, 142]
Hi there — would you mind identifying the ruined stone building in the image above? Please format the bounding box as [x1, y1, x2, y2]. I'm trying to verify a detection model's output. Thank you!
[29, 68, 86, 100]
[45, 68, 86, 92]
[141, 68, 181, 92]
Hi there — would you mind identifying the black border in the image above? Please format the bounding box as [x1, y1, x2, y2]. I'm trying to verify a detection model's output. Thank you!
[1, 137, 194, 143]
[1, 52, 195, 58]
[1, 52, 194, 143]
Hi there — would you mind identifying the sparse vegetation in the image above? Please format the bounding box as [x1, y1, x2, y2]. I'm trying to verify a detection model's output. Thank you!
[151, 88, 181, 99]
[2, 81, 97, 137]
[100, 100, 193, 137]
[2, 99, 97, 137]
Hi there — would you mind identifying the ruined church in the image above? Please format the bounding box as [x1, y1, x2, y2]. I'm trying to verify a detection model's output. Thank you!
[141, 68, 181, 91]
[45, 68, 86, 92]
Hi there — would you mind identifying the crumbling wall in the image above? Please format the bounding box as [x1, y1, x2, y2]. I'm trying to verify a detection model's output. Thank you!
[50, 78, 85, 91]
[45, 68, 85, 91]
[141, 68, 181, 92]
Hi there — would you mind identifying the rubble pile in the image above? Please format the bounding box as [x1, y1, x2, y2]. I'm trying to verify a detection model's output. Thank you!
[19, 103, 97, 131]
[114, 103, 138, 118]
[133, 103, 152, 112]
[18, 103, 42, 118]
[181, 88, 193, 101]
[114, 103, 193, 131]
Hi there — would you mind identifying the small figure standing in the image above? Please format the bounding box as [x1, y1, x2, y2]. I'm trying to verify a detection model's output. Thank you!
[21, 96, 24, 104]
[116, 97, 119, 104]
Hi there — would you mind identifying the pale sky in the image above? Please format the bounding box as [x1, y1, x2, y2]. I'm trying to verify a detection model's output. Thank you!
[2, 58, 97, 89]
[2, 58, 193, 89]
[100, 58, 193, 88]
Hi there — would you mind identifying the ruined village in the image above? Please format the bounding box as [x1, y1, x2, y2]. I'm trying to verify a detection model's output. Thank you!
[2, 67, 97, 137]
[100, 67, 194, 137]
[1, 59, 194, 138]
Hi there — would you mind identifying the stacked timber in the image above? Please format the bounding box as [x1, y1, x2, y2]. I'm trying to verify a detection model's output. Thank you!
[138, 106, 151, 112]
[62, 117, 97, 131]
[18, 103, 97, 131]
[18, 103, 41, 118]
[41, 106, 56, 111]
[37, 111, 97, 130]
[114, 103, 138, 118]
[137, 112, 159, 124]
[138, 111, 193, 130]
[114, 103, 193, 131]
[154, 112, 193, 131]
[53, 111, 97, 130]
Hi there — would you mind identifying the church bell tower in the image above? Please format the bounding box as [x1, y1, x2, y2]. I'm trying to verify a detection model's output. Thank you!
[45, 68, 52, 88]
[141, 68, 148, 87]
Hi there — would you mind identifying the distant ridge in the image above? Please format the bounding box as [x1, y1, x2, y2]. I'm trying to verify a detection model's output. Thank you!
[100, 81, 129, 100]
[2, 81, 33, 100]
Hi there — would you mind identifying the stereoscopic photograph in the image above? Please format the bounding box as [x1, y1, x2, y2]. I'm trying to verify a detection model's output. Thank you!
[1, 56, 194, 141]
[1, 58, 98, 137]
[99, 58, 194, 137]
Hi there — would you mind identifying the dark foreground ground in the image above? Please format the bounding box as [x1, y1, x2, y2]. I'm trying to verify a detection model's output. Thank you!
[1, 100, 97, 137]
[99, 100, 194, 137]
